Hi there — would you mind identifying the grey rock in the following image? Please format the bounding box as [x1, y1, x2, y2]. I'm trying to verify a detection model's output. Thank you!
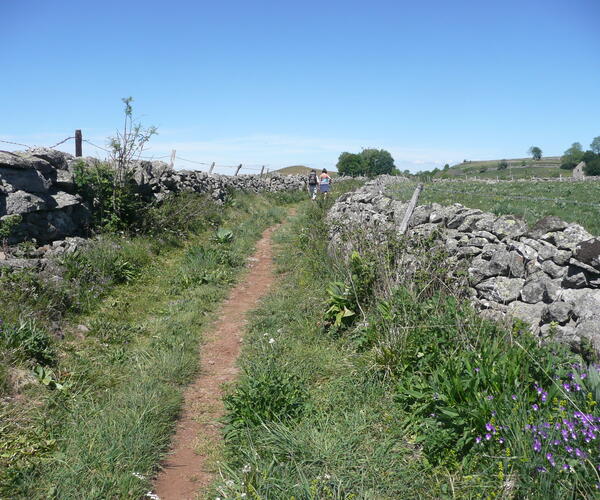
[548, 225, 593, 251]
[521, 279, 546, 303]
[456, 246, 481, 258]
[528, 216, 569, 239]
[508, 251, 525, 278]
[491, 215, 528, 240]
[476, 276, 525, 303]
[541, 259, 567, 279]
[542, 301, 572, 324]
[0, 166, 52, 193]
[574, 320, 600, 355]
[472, 230, 498, 242]
[447, 209, 483, 230]
[465, 237, 489, 248]
[562, 267, 588, 289]
[473, 214, 498, 233]
[507, 301, 545, 331]
[508, 240, 538, 261]
[569, 258, 600, 276]
[574, 238, 600, 270]
[5, 190, 47, 214]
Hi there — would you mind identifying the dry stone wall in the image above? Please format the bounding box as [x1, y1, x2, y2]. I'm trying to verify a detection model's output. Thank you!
[0, 148, 307, 246]
[328, 177, 600, 356]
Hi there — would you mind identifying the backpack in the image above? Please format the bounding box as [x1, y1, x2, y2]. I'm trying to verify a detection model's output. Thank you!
[308, 172, 317, 185]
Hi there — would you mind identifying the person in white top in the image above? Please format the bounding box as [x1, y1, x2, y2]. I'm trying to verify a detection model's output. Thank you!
[318, 169, 332, 198]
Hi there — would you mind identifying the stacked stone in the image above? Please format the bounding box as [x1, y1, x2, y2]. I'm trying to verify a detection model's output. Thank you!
[328, 177, 600, 355]
[0, 148, 90, 244]
[0, 148, 307, 246]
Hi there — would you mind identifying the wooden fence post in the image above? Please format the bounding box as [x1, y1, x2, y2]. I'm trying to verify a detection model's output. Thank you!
[75, 129, 82, 157]
[235, 164, 242, 176]
[260, 165, 265, 177]
[398, 183, 423, 235]
[209, 162, 215, 174]
[169, 149, 176, 169]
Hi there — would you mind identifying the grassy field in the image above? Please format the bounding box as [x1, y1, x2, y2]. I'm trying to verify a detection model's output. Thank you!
[213, 190, 600, 499]
[0, 192, 304, 499]
[436, 157, 564, 180]
[387, 180, 600, 235]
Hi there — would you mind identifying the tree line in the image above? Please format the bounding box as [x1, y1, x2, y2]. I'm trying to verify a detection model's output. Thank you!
[560, 136, 600, 175]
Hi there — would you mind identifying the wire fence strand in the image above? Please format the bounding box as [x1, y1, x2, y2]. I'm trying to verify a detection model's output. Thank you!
[1, 136, 282, 175]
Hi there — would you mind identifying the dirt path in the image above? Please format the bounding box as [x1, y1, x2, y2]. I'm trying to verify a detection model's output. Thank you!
[153, 223, 281, 500]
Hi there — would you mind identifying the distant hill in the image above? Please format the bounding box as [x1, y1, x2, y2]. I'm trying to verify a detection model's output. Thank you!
[435, 156, 564, 179]
[275, 165, 312, 175]
[275, 165, 338, 176]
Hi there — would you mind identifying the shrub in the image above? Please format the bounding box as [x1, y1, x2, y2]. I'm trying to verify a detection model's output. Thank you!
[223, 364, 307, 441]
[0, 214, 22, 245]
[72, 160, 143, 232]
[138, 193, 221, 238]
[560, 161, 577, 170]
[497, 160, 508, 170]
[0, 318, 56, 366]
[583, 159, 600, 175]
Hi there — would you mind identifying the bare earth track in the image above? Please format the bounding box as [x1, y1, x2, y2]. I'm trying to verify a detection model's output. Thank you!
[153, 223, 281, 500]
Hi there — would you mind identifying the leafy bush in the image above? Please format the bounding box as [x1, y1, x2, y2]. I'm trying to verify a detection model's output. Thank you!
[213, 228, 234, 244]
[138, 192, 221, 238]
[497, 160, 508, 170]
[583, 152, 600, 176]
[62, 237, 150, 287]
[0, 214, 22, 245]
[323, 251, 375, 332]
[223, 364, 307, 441]
[72, 160, 143, 232]
[560, 161, 577, 170]
[0, 318, 56, 366]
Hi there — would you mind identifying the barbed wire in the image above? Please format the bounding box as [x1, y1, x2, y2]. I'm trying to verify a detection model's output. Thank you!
[1, 136, 283, 174]
[0, 138, 33, 148]
[48, 136, 74, 148]
[82, 139, 111, 153]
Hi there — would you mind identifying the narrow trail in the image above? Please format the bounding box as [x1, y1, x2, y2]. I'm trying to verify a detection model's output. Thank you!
[153, 222, 282, 500]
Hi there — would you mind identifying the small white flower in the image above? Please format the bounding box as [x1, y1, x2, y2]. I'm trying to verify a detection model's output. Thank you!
[241, 494, 247, 498]
[242, 463, 252, 473]
[263, 333, 268, 336]
[146, 492, 161, 500]
[324, 473, 331, 480]
[268, 338, 275, 344]
[225, 479, 234, 487]
[132, 472, 145, 480]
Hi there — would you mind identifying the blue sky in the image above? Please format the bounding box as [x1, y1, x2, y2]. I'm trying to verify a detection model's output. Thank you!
[1, 0, 599, 173]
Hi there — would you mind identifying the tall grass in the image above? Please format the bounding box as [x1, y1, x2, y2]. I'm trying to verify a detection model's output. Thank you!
[0, 191, 303, 498]
[216, 189, 600, 498]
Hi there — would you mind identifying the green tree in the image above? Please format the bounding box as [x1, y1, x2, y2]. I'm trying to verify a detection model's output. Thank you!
[528, 146, 542, 160]
[336, 149, 396, 177]
[360, 148, 395, 176]
[582, 151, 600, 176]
[591, 136, 600, 155]
[336, 152, 363, 176]
[561, 142, 584, 170]
[443, 164, 450, 170]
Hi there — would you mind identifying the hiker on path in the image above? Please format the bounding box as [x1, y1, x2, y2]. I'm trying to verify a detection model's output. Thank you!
[307, 169, 319, 200]
[319, 169, 332, 198]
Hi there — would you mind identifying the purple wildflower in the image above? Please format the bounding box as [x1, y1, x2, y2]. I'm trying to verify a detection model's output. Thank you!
[533, 439, 542, 452]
